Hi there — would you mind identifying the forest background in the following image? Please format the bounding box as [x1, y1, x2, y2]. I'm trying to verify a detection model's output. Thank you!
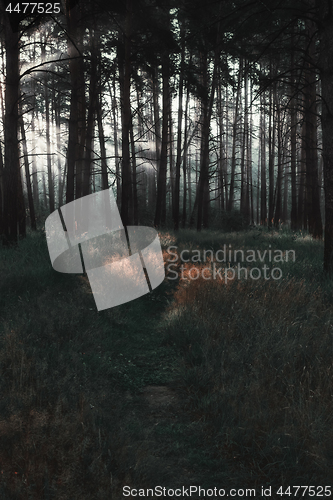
[0, 0, 332, 259]
[1, 0, 333, 497]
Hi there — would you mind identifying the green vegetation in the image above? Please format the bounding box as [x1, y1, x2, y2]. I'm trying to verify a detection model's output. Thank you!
[0, 228, 332, 497]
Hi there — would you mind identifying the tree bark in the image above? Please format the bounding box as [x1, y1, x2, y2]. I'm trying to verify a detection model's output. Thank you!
[274, 85, 282, 226]
[41, 37, 55, 214]
[2, 14, 25, 244]
[260, 90, 267, 224]
[130, 114, 138, 225]
[173, 18, 185, 230]
[318, 1, 333, 272]
[304, 18, 323, 238]
[154, 54, 169, 227]
[82, 35, 98, 197]
[290, 27, 298, 229]
[119, 0, 134, 226]
[268, 81, 276, 226]
[20, 114, 36, 230]
[65, 0, 84, 203]
[228, 58, 242, 211]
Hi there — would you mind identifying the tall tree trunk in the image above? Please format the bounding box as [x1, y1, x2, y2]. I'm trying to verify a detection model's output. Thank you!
[130, 115, 138, 225]
[168, 89, 174, 221]
[304, 18, 323, 238]
[268, 82, 276, 226]
[242, 73, 251, 223]
[151, 66, 160, 215]
[173, 20, 185, 230]
[65, 0, 84, 204]
[188, 148, 192, 216]
[0, 39, 5, 234]
[96, 93, 109, 191]
[290, 27, 298, 229]
[41, 38, 55, 214]
[224, 86, 229, 208]
[119, 0, 133, 226]
[0, 134, 3, 235]
[217, 74, 225, 211]
[196, 52, 210, 230]
[154, 53, 169, 227]
[298, 117, 307, 229]
[82, 36, 98, 197]
[109, 79, 120, 204]
[283, 147, 289, 223]
[54, 88, 63, 207]
[2, 15, 25, 244]
[257, 140, 260, 224]
[182, 82, 190, 227]
[316, 1, 333, 271]
[30, 34, 39, 211]
[249, 81, 254, 224]
[274, 85, 282, 226]
[20, 114, 36, 230]
[260, 90, 267, 224]
[195, 35, 220, 230]
[228, 58, 242, 211]
[240, 107, 246, 215]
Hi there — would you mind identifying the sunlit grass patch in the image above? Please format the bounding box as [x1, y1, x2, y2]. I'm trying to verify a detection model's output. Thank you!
[158, 231, 177, 247]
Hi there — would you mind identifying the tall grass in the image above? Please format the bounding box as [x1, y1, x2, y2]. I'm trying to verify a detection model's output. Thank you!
[0, 227, 331, 496]
[162, 229, 333, 487]
[0, 231, 177, 498]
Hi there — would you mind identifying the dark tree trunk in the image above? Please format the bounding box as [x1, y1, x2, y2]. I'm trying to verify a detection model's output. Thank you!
[96, 93, 109, 191]
[2, 15, 25, 244]
[304, 18, 323, 238]
[154, 54, 169, 227]
[20, 114, 36, 230]
[168, 84, 174, 221]
[182, 82, 190, 228]
[82, 36, 98, 197]
[54, 89, 63, 207]
[195, 39, 219, 230]
[109, 79, 120, 204]
[65, 0, 80, 203]
[30, 36, 39, 211]
[268, 83, 276, 226]
[318, 1, 333, 272]
[228, 58, 242, 211]
[298, 117, 307, 229]
[130, 115, 138, 225]
[218, 80, 225, 211]
[249, 82, 254, 224]
[173, 18, 185, 230]
[0, 135, 3, 234]
[41, 39, 55, 214]
[151, 66, 160, 215]
[120, 0, 134, 226]
[260, 90, 267, 224]
[290, 27, 298, 229]
[274, 85, 282, 226]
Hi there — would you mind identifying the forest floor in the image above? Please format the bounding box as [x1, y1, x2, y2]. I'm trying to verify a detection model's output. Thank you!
[0, 227, 333, 499]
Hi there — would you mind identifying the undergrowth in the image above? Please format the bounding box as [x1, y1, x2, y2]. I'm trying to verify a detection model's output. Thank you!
[162, 228, 333, 488]
[0, 227, 331, 496]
